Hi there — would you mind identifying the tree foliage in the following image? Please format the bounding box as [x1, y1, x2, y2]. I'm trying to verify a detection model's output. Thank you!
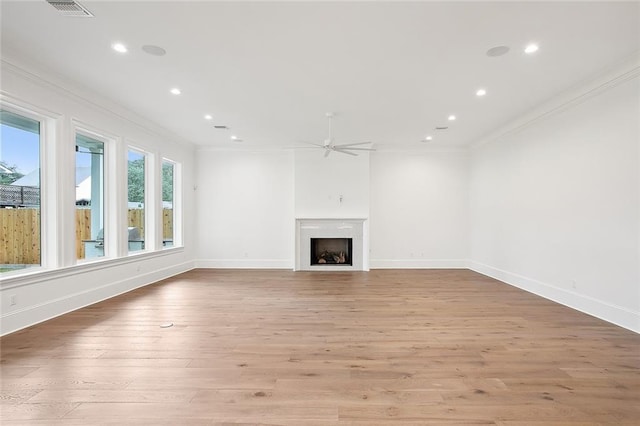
[162, 162, 173, 202]
[127, 159, 145, 203]
[127, 159, 174, 203]
[0, 161, 24, 185]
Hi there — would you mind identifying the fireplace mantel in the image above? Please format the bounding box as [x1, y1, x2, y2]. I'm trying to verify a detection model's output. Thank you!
[295, 218, 369, 271]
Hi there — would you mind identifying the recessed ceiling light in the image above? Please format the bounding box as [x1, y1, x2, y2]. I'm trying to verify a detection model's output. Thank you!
[524, 43, 539, 54]
[448, 115, 456, 121]
[486, 45, 510, 57]
[204, 114, 213, 120]
[170, 88, 181, 95]
[142, 45, 166, 56]
[424, 136, 433, 141]
[231, 135, 240, 141]
[476, 88, 487, 97]
[111, 43, 127, 53]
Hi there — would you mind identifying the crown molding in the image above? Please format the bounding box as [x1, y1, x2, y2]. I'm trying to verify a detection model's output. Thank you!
[372, 145, 469, 155]
[196, 145, 295, 153]
[471, 53, 640, 151]
[196, 144, 468, 155]
[1, 52, 196, 150]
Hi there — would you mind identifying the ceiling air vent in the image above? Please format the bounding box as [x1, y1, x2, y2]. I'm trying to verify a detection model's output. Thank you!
[214, 125, 229, 129]
[46, 1, 93, 17]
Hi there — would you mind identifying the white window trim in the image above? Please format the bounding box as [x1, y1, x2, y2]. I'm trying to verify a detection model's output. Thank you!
[126, 146, 152, 255]
[0, 95, 187, 286]
[161, 158, 181, 249]
[72, 122, 116, 265]
[0, 98, 59, 275]
[173, 161, 183, 248]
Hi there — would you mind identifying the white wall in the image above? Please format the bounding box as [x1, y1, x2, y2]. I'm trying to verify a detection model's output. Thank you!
[0, 58, 197, 335]
[370, 151, 469, 268]
[469, 73, 640, 332]
[195, 150, 294, 268]
[194, 149, 371, 268]
[294, 150, 370, 218]
[196, 148, 471, 270]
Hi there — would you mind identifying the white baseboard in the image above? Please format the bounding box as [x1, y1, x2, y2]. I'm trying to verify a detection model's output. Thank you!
[370, 259, 468, 269]
[5, 258, 636, 336]
[1, 261, 195, 336]
[468, 260, 640, 334]
[197, 258, 468, 270]
[195, 259, 294, 269]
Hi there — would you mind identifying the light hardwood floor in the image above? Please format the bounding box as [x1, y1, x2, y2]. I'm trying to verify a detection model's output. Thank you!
[1, 269, 639, 425]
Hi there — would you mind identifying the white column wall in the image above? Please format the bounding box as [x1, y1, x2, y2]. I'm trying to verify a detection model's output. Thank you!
[294, 150, 370, 219]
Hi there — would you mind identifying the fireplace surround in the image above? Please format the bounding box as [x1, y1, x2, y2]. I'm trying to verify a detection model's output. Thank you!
[295, 218, 368, 271]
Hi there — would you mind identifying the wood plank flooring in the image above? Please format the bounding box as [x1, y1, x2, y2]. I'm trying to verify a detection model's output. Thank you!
[1, 269, 639, 425]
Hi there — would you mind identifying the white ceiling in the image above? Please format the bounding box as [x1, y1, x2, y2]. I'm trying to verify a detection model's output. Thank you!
[1, 1, 639, 149]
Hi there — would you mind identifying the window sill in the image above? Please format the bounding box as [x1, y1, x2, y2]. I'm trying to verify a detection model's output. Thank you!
[0, 246, 185, 290]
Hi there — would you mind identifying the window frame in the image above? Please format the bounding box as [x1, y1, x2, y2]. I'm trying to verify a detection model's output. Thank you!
[73, 124, 113, 264]
[161, 158, 180, 249]
[126, 146, 152, 255]
[0, 95, 186, 287]
[0, 100, 53, 276]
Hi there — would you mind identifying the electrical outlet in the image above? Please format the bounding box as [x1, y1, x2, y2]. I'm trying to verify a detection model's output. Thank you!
[9, 295, 17, 306]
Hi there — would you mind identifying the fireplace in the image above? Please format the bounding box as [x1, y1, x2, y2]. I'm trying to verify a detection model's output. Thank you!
[311, 238, 353, 266]
[295, 218, 368, 271]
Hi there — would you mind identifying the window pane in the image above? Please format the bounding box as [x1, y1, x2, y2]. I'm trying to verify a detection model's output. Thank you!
[162, 161, 174, 248]
[127, 150, 145, 252]
[0, 110, 41, 273]
[76, 134, 104, 260]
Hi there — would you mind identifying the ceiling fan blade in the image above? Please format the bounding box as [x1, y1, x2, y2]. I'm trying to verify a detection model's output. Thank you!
[334, 141, 372, 147]
[300, 142, 326, 148]
[298, 114, 374, 158]
[333, 148, 358, 156]
[336, 147, 376, 151]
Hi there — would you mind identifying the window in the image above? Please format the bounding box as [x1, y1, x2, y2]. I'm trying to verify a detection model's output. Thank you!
[127, 149, 145, 252]
[1, 98, 184, 280]
[0, 110, 41, 273]
[76, 133, 104, 260]
[162, 160, 174, 248]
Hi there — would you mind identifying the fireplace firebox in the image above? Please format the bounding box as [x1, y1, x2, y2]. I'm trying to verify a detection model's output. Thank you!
[310, 238, 353, 266]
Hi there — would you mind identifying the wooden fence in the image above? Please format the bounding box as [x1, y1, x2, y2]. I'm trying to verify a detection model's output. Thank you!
[1, 208, 173, 264]
[0, 208, 40, 265]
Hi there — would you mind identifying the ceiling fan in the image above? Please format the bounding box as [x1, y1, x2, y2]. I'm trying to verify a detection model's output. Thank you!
[298, 112, 375, 157]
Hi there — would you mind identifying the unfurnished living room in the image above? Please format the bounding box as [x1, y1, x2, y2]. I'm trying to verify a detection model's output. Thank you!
[1, 1, 639, 424]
